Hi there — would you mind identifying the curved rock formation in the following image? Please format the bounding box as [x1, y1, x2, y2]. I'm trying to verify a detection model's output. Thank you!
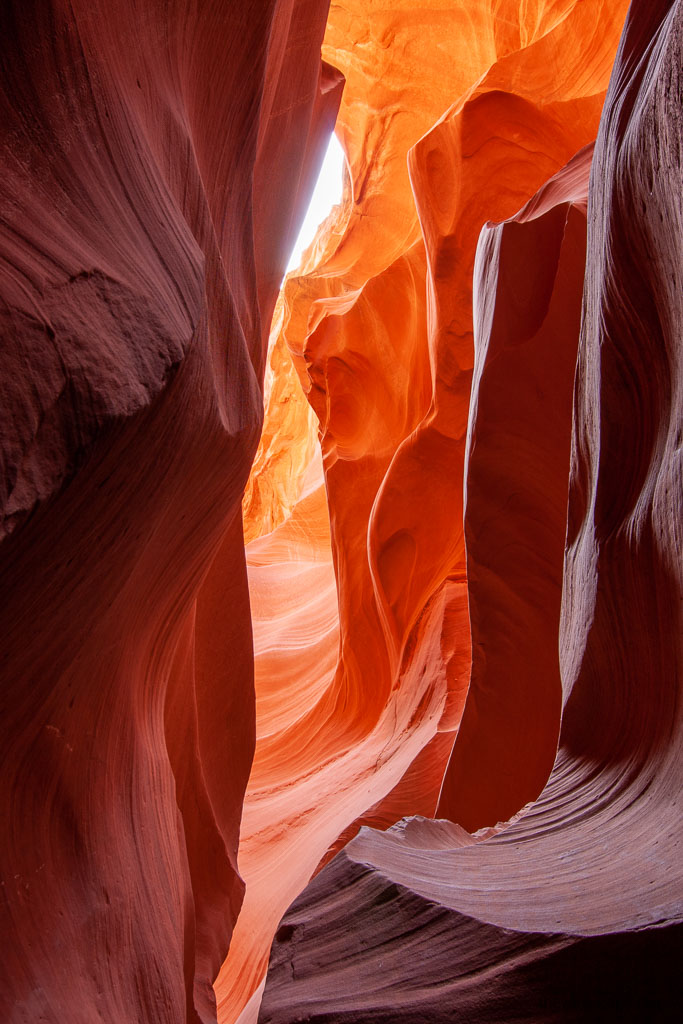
[0, 2, 338, 1021]
[437, 141, 594, 830]
[222, 0, 630, 1019]
[258, 1, 683, 1019]
[3, 0, 680, 1021]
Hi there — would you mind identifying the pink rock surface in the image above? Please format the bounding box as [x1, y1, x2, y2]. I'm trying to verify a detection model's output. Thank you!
[0, 2, 336, 1021]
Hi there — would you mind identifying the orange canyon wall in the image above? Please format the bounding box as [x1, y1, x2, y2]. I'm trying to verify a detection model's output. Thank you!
[1, 1, 681, 1023]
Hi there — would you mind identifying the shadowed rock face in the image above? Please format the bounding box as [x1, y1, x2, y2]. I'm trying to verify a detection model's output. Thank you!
[257, 1, 682, 1020]
[0, 2, 338, 1022]
[223, 4, 637, 1019]
[2, 1, 681, 1023]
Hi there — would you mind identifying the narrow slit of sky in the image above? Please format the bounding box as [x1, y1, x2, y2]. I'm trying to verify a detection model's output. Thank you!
[286, 132, 345, 273]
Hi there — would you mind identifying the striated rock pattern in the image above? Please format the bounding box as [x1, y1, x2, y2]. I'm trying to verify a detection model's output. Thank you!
[2, 0, 681, 1022]
[0, 2, 338, 1022]
[259, 0, 683, 1020]
[226, 0, 634, 1019]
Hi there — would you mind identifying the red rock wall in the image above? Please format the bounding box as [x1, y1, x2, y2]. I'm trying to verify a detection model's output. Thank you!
[2, 0, 681, 1022]
[0, 2, 336, 1021]
[227, 0, 632, 1019]
[437, 143, 594, 830]
[258, 1, 683, 1019]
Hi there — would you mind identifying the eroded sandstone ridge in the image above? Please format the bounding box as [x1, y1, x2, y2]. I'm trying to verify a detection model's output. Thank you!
[1, 0, 681, 1022]
[256, 0, 683, 1020]
[0, 2, 339, 1021]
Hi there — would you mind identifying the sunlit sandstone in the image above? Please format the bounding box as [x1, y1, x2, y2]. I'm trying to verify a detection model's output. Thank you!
[1, 1, 680, 1023]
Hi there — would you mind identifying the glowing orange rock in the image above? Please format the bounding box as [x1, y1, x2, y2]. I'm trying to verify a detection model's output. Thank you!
[258, 2, 683, 1020]
[226, 1, 631, 1020]
[4, 0, 674, 1021]
[437, 142, 595, 830]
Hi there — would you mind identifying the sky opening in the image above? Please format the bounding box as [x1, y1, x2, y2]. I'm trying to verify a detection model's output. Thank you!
[286, 133, 345, 273]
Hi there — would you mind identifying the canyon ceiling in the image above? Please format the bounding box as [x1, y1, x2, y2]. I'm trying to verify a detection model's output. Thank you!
[0, 1, 681, 1022]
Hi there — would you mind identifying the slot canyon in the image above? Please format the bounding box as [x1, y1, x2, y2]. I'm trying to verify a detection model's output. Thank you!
[0, 1, 681, 1022]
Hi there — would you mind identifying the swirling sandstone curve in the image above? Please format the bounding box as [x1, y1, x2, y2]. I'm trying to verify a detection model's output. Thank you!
[0, 2, 337, 1021]
[258, 2, 682, 1019]
[228, 0, 629, 1019]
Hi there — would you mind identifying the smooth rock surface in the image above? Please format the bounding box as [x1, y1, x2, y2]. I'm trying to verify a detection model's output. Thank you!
[3, 1, 680, 1022]
[230, 0, 630, 1018]
[258, 2, 682, 1020]
[0, 2, 337, 1021]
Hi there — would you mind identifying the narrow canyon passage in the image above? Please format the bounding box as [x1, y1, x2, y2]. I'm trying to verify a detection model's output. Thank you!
[1, 2, 681, 1023]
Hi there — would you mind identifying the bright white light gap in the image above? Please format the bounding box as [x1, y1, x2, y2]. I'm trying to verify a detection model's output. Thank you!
[286, 133, 344, 273]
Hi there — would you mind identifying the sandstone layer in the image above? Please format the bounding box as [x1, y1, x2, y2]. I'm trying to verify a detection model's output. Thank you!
[227, 0, 634, 1019]
[259, 1, 683, 1019]
[1, 1, 681, 1022]
[0, 2, 338, 1021]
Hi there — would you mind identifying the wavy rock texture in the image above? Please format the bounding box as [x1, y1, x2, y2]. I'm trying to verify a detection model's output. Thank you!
[259, 1, 683, 1020]
[220, 0, 645, 1020]
[0, 2, 339, 1022]
[437, 141, 594, 830]
[2, 0, 680, 1022]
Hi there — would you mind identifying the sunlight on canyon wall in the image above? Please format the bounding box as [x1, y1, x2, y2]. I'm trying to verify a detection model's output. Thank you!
[1, 1, 680, 1023]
